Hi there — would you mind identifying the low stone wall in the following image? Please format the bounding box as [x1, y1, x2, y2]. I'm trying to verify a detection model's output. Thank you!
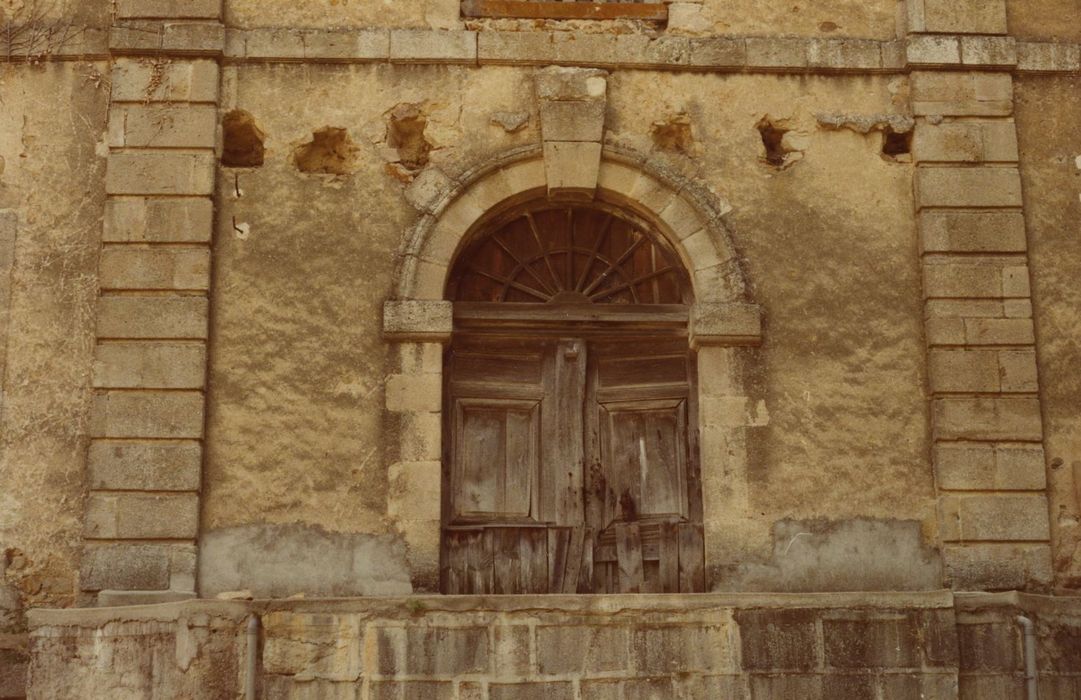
[24, 592, 1081, 699]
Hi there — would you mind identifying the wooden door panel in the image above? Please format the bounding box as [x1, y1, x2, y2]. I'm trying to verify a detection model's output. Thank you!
[452, 398, 539, 521]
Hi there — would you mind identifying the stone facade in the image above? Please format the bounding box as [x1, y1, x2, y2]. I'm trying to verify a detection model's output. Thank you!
[1, 0, 1080, 697]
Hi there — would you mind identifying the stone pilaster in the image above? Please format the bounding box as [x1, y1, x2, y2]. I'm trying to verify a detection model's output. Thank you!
[81, 1, 223, 603]
[908, 0, 1052, 590]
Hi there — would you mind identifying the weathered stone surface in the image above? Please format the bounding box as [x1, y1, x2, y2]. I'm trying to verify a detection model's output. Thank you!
[536, 626, 628, 675]
[97, 295, 208, 339]
[911, 72, 1013, 116]
[108, 104, 217, 149]
[390, 30, 476, 64]
[915, 167, 1023, 208]
[543, 141, 601, 197]
[116, 0, 222, 20]
[80, 543, 195, 591]
[631, 624, 735, 674]
[911, 0, 1008, 34]
[90, 390, 205, 439]
[938, 493, 1051, 541]
[377, 625, 489, 676]
[932, 397, 1043, 442]
[104, 197, 214, 243]
[735, 609, 817, 671]
[93, 341, 206, 389]
[87, 440, 202, 491]
[935, 443, 1046, 491]
[85, 492, 199, 539]
[944, 543, 1053, 589]
[99, 247, 211, 291]
[106, 152, 216, 196]
[823, 617, 920, 669]
[919, 211, 1027, 253]
[111, 58, 220, 103]
[383, 301, 452, 342]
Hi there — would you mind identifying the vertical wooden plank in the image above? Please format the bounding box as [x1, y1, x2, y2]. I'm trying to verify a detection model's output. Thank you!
[678, 522, 705, 593]
[658, 521, 680, 593]
[578, 527, 595, 593]
[561, 527, 585, 594]
[442, 532, 463, 595]
[494, 528, 521, 594]
[551, 339, 585, 524]
[615, 521, 644, 593]
[465, 529, 493, 594]
[548, 527, 571, 593]
[519, 528, 548, 594]
[685, 351, 704, 524]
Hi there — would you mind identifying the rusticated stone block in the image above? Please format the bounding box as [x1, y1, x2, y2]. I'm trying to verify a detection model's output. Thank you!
[935, 443, 1046, 491]
[911, 72, 1013, 117]
[958, 623, 1021, 671]
[631, 624, 735, 674]
[108, 104, 217, 149]
[390, 30, 476, 64]
[87, 440, 202, 491]
[90, 390, 205, 439]
[376, 626, 488, 676]
[932, 397, 1042, 442]
[915, 167, 1022, 209]
[536, 626, 628, 675]
[910, 0, 1008, 34]
[944, 543, 1052, 590]
[85, 493, 198, 540]
[99, 247, 210, 291]
[919, 211, 1027, 253]
[938, 493, 1051, 541]
[106, 152, 216, 196]
[370, 681, 452, 700]
[822, 617, 920, 669]
[80, 542, 195, 591]
[111, 58, 220, 103]
[97, 295, 208, 339]
[104, 197, 213, 243]
[489, 683, 573, 700]
[93, 341, 206, 389]
[735, 609, 817, 671]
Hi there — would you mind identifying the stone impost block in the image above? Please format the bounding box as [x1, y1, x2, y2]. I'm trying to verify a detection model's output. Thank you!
[81, 542, 196, 591]
[387, 461, 441, 522]
[943, 543, 1052, 590]
[919, 211, 1027, 253]
[104, 197, 214, 243]
[90, 390, 206, 439]
[106, 152, 216, 196]
[913, 121, 1018, 164]
[911, 72, 1013, 117]
[97, 295, 208, 339]
[111, 58, 220, 103]
[961, 36, 1018, 67]
[88, 440, 202, 491]
[692, 303, 762, 347]
[536, 626, 629, 675]
[116, 0, 222, 19]
[538, 99, 605, 143]
[390, 30, 477, 64]
[909, 0, 1008, 34]
[385, 374, 442, 413]
[108, 104, 217, 149]
[535, 66, 608, 102]
[906, 35, 961, 66]
[93, 341, 207, 389]
[383, 301, 452, 343]
[99, 247, 211, 291]
[1017, 42, 1081, 73]
[544, 141, 602, 200]
[938, 494, 1051, 541]
[932, 397, 1042, 441]
[915, 167, 1022, 209]
[935, 443, 1046, 491]
[85, 492, 199, 540]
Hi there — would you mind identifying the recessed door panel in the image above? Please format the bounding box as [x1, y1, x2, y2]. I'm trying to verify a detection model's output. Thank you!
[452, 398, 539, 521]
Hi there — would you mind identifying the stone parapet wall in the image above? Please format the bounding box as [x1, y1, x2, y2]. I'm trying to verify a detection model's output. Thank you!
[25, 592, 1081, 699]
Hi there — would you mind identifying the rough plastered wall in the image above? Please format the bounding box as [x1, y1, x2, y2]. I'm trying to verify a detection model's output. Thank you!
[1006, 0, 1081, 42]
[0, 59, 109, 695]
[206, 65, 935, 594]
[202, 64, 537, 597]
[1015, 75, 1081, 592]
[607, 71, 935, 590]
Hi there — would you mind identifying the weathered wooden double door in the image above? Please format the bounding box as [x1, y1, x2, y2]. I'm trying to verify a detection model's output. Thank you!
[441, 335, 704, 594]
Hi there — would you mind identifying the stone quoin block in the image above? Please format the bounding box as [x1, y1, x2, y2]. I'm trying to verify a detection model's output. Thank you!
[932, 397, 1043, 442]
[106, 152, 216, 196]
[938, 493, 1051, 541]
[944, 543, 1052, 590]
[108, 104, 218, 149]
[87, 440, 202, 491]
[92, 341, 207, 389]
[910, 72, 1013, 117]
[909, 0, 1008, 35]
[928, 349, 1001, 393]
[913, 121, 1019, 163]
[84, 492, 199, 540]
[384, 374, 442, 413]
[96, 295, 208, 339]
[915, 167, 1023, 209]
[387, 461, 441, 522]
[963, 317, 1035, 346]
[99, 247, 211, 291]
[104, 197, 214, 243]
[90, 390, 206, 439]
[935, 443, 1047, 491]
[110, 58, 220, 103]
[919, 210, 1028, 253]
[80, 542, 196, 591]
